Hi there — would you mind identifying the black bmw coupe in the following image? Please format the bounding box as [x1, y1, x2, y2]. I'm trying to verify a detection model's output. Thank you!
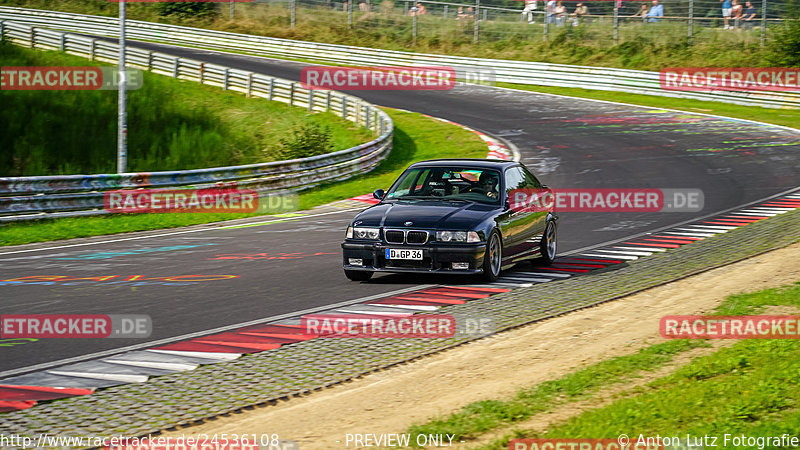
[341, 159, 558, 281]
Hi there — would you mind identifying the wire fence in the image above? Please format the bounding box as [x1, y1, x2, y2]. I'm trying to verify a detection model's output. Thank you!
[237, 0, 787, 46]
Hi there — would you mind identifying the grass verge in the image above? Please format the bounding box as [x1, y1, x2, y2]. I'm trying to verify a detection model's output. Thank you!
[405, 281, 800, 449]
[0, 109, 488, 246]
[0, 42, 371, 175]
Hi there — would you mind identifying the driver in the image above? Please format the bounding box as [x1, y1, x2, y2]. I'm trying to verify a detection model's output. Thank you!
[475, 172, 499, 199]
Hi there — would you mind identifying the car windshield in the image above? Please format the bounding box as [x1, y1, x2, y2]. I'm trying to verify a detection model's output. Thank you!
[385, 166, 501, 205]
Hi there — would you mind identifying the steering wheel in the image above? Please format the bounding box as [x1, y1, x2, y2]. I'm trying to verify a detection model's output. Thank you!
[469, 187, 487, 194]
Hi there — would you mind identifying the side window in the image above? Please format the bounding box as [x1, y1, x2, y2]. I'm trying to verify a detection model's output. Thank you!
[520, 166, 543, 189]
[504, 167, 525, 198]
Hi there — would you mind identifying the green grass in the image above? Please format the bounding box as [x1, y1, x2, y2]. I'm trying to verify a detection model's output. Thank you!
[0, 42, 372, 175]
[407, 281, 800, 450]
[1, 0, 785, 71]
[0, 109, 488, 246]
[404, 339, 709, 446]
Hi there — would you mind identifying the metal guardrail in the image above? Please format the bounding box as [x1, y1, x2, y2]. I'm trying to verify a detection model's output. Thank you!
[0, 6, 797, 109]
[0, 19, 393, 222]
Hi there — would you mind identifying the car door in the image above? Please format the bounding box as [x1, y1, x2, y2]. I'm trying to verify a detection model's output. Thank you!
[499, 166, 529, 260]
[517, 165, 550, 258]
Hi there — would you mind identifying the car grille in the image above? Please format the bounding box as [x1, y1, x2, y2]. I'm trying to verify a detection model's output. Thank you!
[385, 230, 405, 244]
[407, 231, 428, 244]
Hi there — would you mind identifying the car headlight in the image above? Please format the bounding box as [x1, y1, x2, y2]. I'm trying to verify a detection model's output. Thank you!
[436, 231, 481, 243]
[348, 226, 380, 240]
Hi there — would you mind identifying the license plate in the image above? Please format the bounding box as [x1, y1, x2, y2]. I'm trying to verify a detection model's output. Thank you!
[385, 248, 423, 260]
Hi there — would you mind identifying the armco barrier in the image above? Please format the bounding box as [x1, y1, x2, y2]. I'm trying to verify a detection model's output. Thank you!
[0, 6, 798, 109]
[0, 20, 393, 222]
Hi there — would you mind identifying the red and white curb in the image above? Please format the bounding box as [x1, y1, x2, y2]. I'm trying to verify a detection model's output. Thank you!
[2, 196, 798, 412]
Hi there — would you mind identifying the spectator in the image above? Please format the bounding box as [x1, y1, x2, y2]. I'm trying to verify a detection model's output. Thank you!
[571, 2, 588, 26]
[416, 2, 426, 15]
[645, 0, 663, 22]
[632, 3, 649, 21]
[731, 0, 743, 28]
[554, 0, 567, 25]
[456, 6, 466, 19]
[545, 0, 556, 24]
[467, 6, 474, 19]
[721, 0, 732, 29]
[521, 0, 537, 24]
[742, 1, 757, 29]
[358, 0, 368, 11]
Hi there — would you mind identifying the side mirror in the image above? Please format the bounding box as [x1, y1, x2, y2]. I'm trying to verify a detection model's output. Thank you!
[373, 189, 385, 200]
[504, 198, 511, 211]
[541, 184, 549, 189]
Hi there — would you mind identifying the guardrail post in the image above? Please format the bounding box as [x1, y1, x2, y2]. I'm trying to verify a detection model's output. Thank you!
[289, 82, 295, 105]
[223, 68, 229, 90]
[326, 90, 332, 111]
[412, 10, 418, 41]
[483, 9, 487, 20]
[443, 5, 448, 18]
[348, 0, 353, 27]
[247, 73, 253, 97]
[760, 0, 767, 46]
[342, 97, 348, 119]
[199, 62, 205, 84]
[365, 106, 371, 129]
[30, 27, 35, 49]
[147, 51, 153, 70]
[60, 32, 66, 52]
[268, 78, 274, 101]
[0, 21, 4, 42]
[613, 3, 619, 43]
[544, 9, 549, 40]
[308, 89, 314, 111]
[173, 58, 179, 78]
[473, 0, 480, 43]
[89, 39, 96, 60]
[687, 0, 694, 42]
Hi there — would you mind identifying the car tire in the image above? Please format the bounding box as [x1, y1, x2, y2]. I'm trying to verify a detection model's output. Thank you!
[534, 220, 557, 266]
[481, 231, 502, 282]
[344, 270, 373, 282]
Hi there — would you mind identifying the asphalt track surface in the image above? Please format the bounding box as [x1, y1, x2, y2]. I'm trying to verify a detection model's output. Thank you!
[2, 40, 800, 375]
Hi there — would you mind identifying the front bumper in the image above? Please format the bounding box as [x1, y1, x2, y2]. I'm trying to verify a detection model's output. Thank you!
[341, 240, 486, 274]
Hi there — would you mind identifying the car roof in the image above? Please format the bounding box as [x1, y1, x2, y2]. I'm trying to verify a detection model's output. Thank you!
[407, 159, 518, 169]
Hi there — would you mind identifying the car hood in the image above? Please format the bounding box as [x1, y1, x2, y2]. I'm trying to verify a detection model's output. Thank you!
[353, 200, 496, 229]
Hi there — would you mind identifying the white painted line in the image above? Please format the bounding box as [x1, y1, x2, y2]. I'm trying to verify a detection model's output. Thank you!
[660, 232, 715, 238]
[330, 308, 412, 316]
[687, 224, 740, 230]
[514, 271, 572, 278]
[103, 359, 198, 372]
[675, 227, 726, 234]
[369, 304, 440, 311]
[147, 350, 240, 361]
[580, 253, 638, 260]
[0, 284, 434, 379]
[593, 249, 653, 256]
[613, 246, 666, 252]
[748, 207, 792, 213]
[498, 276, 552, 283]
[47, 371, 149, 384]
[739, 209, 782, 215]
[0, 208, 361, 256]
[726, 212, 776, 217]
